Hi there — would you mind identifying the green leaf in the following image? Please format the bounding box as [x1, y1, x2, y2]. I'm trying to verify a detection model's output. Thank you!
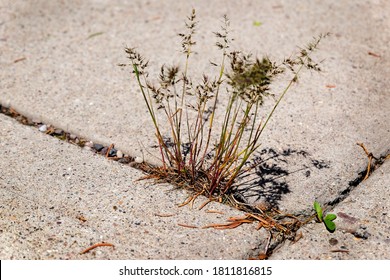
[325, 213, 337, 221]
[324, 219, 336, 232]
[253, 21, 262, 27]
[324, 213, 337, 232]
[313, 201, 323, 222]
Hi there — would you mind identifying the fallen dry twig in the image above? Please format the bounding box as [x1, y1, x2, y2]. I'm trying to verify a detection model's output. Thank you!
[330, 249, 350, 253]
[105, 143, 114, 157]
[205, 209, 224, 215]
[154, 213, 175, 217]
[357, 142, 376, 180]
[368, 51, 381, 58]
[80, 242, 114, 255]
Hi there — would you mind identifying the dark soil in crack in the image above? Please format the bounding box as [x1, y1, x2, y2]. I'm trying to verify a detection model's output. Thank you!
[327, 148, 390, 208]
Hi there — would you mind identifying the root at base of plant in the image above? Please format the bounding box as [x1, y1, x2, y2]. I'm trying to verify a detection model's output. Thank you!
[136, 162, 310, 247]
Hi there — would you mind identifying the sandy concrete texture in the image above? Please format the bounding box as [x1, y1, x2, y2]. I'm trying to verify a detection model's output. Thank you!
[269, 159, 390, 260]
[0, 114, 264, 259]
[1, 1, 389, 217]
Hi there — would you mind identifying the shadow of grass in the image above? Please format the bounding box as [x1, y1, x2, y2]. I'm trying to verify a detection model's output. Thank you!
[231, 147, 330, 208]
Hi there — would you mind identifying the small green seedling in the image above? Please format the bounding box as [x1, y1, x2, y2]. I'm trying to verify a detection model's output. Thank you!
[313, 201, 337, 233]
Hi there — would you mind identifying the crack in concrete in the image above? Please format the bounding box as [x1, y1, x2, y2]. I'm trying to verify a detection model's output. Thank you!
[0, 104, 136, 164]
[2, 104, 388, 259]
[264, 149, 390, 258]
[327, 149, 390, 209]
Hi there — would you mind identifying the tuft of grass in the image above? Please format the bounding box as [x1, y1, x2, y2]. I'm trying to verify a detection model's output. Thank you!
[122, 9, 329, 203]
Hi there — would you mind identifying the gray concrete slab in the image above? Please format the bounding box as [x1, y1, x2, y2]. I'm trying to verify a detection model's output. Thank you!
[0, 0, 389, 259]
[0, 114, 264, 259]
[1, 0, 389, 214]
[270, 159, 390, 259]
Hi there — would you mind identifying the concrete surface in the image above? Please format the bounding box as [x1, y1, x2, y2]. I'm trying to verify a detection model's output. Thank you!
[270, 159, 390, 259]
[0, 0, 389, 259]
[0, 114, 264, 259]
[1, 0, 389, 214]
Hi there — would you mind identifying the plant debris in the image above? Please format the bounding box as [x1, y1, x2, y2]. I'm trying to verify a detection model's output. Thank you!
[368, 51, 381, 58]
[357, 142, 377, 180]
[80, 242, 114, 255]
[154, 213, 176, 217]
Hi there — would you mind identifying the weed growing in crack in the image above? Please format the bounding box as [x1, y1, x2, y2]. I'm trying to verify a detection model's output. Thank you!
[314, 201, 337, 233]
[122, 9, 329, 204]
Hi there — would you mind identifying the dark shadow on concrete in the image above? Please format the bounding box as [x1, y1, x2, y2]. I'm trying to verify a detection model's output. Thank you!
[231, 147, 330, 208]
